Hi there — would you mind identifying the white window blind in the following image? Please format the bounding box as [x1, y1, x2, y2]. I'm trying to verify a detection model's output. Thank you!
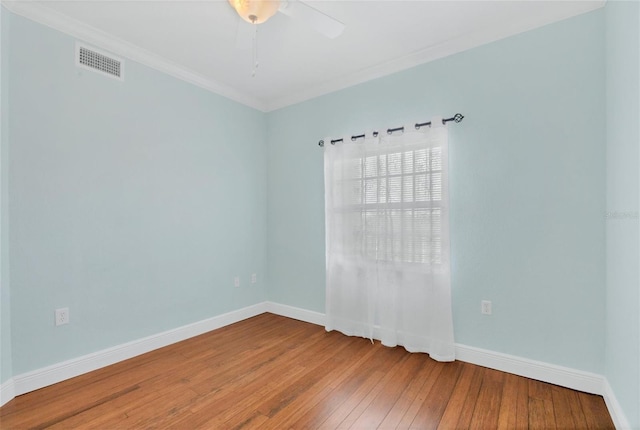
[339, 145, 443, 264]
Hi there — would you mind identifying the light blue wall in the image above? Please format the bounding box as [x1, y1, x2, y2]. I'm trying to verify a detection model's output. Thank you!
[267, 10, 607, 373]
[6, 12, 268, 374]
[1, 5, 13, 385]
[4, 4, 635, 414]
[605, 1, 640, 428]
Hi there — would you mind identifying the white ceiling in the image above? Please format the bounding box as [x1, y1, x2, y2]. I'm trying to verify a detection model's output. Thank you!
[4, 0, 604, 111]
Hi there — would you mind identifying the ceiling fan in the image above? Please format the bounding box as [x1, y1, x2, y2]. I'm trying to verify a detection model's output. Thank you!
[229, 0, 345, 48]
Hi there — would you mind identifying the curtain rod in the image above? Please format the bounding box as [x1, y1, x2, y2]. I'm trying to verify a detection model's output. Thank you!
[318, 113, 464, 147]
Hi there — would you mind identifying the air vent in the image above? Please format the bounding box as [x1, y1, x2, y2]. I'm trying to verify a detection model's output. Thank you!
[75, 43, 124, 81]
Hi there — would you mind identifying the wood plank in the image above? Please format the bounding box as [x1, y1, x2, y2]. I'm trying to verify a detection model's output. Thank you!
[438, 363, 480, 429]
[409, 361, 463, 430]
[335, 352, 413, 429]
[347, 352, 426, 429]
[171, 331, 336, 428]
[563, 388, 589, 429]
[316, 369, 389, 429]
[448, 361, 484, 429]
[82, 385, 200, 429]
[529, 397, 551, 430]
[191, 364, 310, 429]
[550, 385, 578, 429]
[32, 385, 140, 429]
[316, 345, 408, 429]
[579, 391, 616, 430]
[376, 356, 438, 429]
[394, 361, 446, 428]
[515, 374, 530, 428]
[496, 372, 519, 429]
[256, 337, 379, 430]
[528, 379, 557, 430]
[469, 367, 505, 430]
[287, 341, 397, 429]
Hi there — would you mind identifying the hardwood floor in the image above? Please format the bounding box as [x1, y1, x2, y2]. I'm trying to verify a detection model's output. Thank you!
[0, 313, 614, 429]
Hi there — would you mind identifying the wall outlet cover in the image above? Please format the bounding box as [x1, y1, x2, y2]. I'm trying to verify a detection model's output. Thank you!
[55, 308, 70, 326]
[481, 300, 492, 315]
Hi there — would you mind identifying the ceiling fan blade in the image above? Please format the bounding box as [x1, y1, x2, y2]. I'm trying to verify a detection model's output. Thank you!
[234, 19, 255, 50]
[278, 1, 345, 39]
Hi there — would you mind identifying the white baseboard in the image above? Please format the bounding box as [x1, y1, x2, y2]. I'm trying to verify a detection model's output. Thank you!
[0, 378, 15, 407]
[265, 301, 326, 326]
[454, 344, 604, 394]
[602, 378, 633, 430]
[0, 301, 631, 430]
[264, 304, 635, 429]
[262, 304, 608, 393]
[0, 302, 267, 407]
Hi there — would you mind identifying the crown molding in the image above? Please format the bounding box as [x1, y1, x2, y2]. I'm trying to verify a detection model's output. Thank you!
[2, 0, 604, 113]
[1, 0, 268, 112]
[265, 0, 605, 111]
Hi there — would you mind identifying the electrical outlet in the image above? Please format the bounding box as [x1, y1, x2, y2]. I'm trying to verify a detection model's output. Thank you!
[251, 273, 257, 284]
[481, 300, 492, 315]
[55, 308, 69, 326]
[234, 276, 240, 288]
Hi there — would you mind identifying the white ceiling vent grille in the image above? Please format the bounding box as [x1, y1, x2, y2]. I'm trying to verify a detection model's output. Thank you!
[75, 43, 124, 81]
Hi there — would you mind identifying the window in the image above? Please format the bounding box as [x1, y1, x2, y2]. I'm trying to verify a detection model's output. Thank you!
[334, 142, 443, 265]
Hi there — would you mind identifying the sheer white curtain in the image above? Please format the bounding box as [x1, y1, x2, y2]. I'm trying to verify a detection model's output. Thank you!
[324, 118, 455, 361]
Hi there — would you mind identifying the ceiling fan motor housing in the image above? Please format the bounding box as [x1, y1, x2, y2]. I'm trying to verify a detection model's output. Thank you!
[229, 0, 280, 24]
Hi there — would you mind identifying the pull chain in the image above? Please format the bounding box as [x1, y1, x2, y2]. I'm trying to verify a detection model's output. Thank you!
[250, 16, 259, 77]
